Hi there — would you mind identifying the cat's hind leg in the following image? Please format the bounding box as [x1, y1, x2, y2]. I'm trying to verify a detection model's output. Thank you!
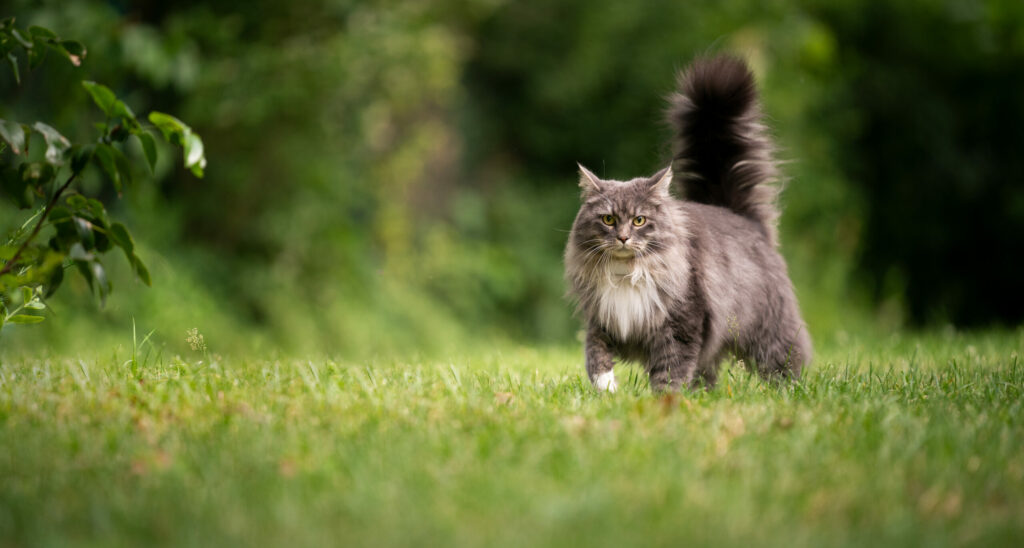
[747, 324, 811, 382]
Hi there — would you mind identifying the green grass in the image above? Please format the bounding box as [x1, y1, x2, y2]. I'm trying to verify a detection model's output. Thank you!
[1, 330, 1022, 547]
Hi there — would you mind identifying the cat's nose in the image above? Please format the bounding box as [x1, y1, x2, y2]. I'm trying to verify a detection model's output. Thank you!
[617, 235, 629, 243]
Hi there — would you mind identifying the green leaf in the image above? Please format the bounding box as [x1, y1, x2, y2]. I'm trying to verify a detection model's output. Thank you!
[20, 161, 56, 190]
[28, 37, 48, 69]
[148, 111, 187, 144]
[136, 131, 157, 172]
[28, 26, 57, 40]
[112, 101, 137, 126]
[109, 222, 135, 254]
[81, 81, 116, 116]
[86, 198, 109, 225]
[184, 132, 206, 177]
[21, 286, 32, 303]
[32, 122, 71, 166]
[24, 301, 46, 310]
[90, 260, 111, 305]
[94, 229, 110, 252]
[73, 216, 95, 250]
[93, 144, 122, 192]
[0, 165, 32, 208]
[0, 18, 15, 31]
[51, 207, 77, 248]
[7, 314, 44, 324]
[7, 52, 19, 85]
[131, 255, 151, 286]
[66, 194, 88, 209]
[70, 144, 94, 174]
[10, 29, 32, 48]
[149, 112, 206, 178]
[58, 40, 85, 66]
[44, 262, 64, 297]
[0, 119, 27, 155]
[112, 144, 132, 188]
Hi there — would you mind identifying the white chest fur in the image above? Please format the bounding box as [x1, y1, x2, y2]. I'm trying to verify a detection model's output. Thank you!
[594, 260, 665, 340]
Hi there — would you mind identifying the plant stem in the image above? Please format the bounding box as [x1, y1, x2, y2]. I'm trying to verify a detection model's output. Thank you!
[0, 170, 80, 277]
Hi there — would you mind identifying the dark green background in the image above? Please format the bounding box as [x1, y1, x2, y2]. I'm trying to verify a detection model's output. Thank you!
[3, 0, 1022, 356]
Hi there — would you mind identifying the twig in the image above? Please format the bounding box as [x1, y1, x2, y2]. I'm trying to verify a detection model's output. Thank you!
[0, 170, 80, 277]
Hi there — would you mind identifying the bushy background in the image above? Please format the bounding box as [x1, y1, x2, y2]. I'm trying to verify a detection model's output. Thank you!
[2, 0, 1022, 358]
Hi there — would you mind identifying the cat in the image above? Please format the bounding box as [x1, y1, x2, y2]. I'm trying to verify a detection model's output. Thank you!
[564, 55, 811, 392]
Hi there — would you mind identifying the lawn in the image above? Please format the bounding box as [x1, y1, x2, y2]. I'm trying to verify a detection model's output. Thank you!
[1, 330, 1022, 547]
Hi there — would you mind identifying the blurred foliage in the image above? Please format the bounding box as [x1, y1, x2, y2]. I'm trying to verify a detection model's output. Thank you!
[0, 17, 203, 332]
[1, 0, 1021, 357]
[810, 0, 1024, 326]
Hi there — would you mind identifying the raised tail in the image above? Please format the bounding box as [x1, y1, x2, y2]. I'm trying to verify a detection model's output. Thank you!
[667, 55, 781, 245]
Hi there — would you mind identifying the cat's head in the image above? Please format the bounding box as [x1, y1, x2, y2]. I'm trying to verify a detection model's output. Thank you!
[569, 164, 675, 263]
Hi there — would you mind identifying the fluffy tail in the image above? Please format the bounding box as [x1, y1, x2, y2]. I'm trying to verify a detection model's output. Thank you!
[667, 55, 781, 244]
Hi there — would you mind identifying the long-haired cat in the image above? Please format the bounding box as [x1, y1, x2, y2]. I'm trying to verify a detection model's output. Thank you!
[564, 55, 811, 392]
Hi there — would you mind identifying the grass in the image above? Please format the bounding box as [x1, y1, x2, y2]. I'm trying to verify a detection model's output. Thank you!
[1, 329, 1022, 547]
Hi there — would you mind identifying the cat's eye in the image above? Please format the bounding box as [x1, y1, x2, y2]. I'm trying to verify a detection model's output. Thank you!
[632, 216, 646, 226]
[601, 214, 617, 226]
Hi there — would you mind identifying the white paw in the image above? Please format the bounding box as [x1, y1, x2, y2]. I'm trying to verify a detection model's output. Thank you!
[593, 370, 618, 393]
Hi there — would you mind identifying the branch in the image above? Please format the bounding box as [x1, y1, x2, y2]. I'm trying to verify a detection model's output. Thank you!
[0, 170, 80, 277]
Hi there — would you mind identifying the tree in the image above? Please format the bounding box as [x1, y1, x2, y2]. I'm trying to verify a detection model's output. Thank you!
[0, 17, 205, 330]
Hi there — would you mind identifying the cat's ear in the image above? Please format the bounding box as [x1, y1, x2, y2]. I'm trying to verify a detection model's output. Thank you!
[577, 163, 604, 195]
[648, 166, 672, 196]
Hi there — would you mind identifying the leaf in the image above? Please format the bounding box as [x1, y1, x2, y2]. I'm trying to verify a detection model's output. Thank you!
[148, 111, 187, 144]
[73, 216, 95, 250]
[131, 255, 151, 286]
[70, 144, 94, 174]
[112, 100, 137, 127]
[59, 40, 85, 66]
[81, 81, 116, 116]
[112, 144, 132, 188]
[66, 194, 88, 210]
[19, 161, 56, 190]
[90, 260, 111, 305]
[184, 132, 206, 177]
[10, 29, 32, 48]
[94, 229, 110, 252]
[0, 119, 27, 155]
[24, 301, 46, 310]
[7, 314, 44, 324]
[44, 263, 64, 297]
[7, 52, 19, 85]
[21, 286, 32, 303]
[86, 198, 109, 225]
[51, 207, 78, 248]
[135, 131, 157, 172]
[148, 112, 206, 178]
[27, 39, 48, 69]
[32, 122, 71, 166]
[28, 25, 57, 40]
[93, 144, 122, 192]
[0, 165, 32, 208]
[109, 222, 134, 254]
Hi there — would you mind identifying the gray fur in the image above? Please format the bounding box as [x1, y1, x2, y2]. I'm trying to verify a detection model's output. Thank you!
[564, 55, 811, 392]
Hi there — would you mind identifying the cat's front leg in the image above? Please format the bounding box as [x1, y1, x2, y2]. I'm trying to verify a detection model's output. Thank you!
[646, 327, 700, 392]
[585, 325, 618, 393]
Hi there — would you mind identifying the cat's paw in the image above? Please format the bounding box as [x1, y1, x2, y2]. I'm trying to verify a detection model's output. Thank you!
[593, 370, 618, 393]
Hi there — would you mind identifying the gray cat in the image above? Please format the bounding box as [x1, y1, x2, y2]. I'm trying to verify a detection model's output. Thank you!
[564, 55, 811, 392]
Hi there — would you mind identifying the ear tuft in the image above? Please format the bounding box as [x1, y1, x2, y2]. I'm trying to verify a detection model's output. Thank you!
[649, 166, 672, 196]
[578, 163, 603, 194]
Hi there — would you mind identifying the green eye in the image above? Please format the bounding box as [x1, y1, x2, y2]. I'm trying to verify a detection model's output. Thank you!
[632, 216, 646, 226]
[601, 214, 616, 226]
